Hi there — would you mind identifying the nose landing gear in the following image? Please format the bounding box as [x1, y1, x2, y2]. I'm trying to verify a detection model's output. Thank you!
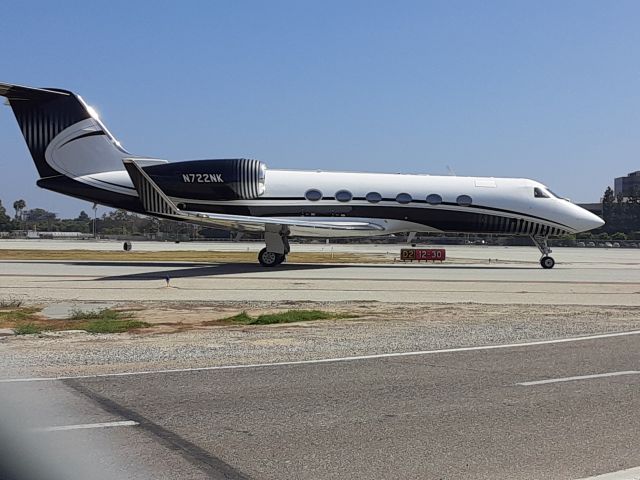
[531, 235, 555, 269]
[540, 255, 555, 269]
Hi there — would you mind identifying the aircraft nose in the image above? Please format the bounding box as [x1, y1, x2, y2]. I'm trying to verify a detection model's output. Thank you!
[574, 207, 605, 233]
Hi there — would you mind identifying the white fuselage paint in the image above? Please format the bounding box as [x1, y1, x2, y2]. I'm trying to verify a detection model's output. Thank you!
[0, 83, 605, 242]
[40, 117, 603, 238]
[76, 167, 603, 237]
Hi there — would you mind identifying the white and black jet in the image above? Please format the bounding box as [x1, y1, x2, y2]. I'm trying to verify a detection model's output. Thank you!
[0, 82, 604, 268]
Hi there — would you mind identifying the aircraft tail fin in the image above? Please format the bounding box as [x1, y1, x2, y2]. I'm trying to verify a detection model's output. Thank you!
[0, 82, 128, 179]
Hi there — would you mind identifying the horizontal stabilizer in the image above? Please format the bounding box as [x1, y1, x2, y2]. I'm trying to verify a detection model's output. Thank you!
[0, 82, 69, 100]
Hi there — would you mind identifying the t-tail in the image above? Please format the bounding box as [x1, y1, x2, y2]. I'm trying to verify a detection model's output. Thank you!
[0, 82, 141, 210]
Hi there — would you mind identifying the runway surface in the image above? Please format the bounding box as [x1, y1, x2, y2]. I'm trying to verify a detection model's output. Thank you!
[2, 332, 639, 479]
[1, 242, 639, 304]
[2, 241, 639, 479]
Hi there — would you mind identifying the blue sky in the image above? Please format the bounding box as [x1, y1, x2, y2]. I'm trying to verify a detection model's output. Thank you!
[1, 0, 639, 217]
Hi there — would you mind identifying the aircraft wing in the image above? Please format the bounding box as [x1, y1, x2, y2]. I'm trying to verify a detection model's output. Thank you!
[181, 211, 385, 233]
[122, 159, 385, 234]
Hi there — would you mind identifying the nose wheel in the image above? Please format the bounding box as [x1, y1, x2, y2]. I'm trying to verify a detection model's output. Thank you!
[540, 256, 555, 269]
[531, 235, 555, 269]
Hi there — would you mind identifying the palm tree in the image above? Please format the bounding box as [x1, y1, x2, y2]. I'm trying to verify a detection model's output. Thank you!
[13, 199, 26, 221]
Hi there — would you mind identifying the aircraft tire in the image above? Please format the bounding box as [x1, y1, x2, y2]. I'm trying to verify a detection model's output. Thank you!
[540, 256, 555, 269]
[258, 248, 281, 267]
[123, 241, 132, 252]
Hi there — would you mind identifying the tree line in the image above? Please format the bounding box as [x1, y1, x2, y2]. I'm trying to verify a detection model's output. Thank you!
[0, 198, 220, 238]
[1, 186, 638, 239]
[600, 186, 640, 235]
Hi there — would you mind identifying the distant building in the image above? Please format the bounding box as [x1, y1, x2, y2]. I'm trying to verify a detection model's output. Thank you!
[614, 171, 640, 198]
[578, 203, 603, 217]
[9, 230, 91, 239]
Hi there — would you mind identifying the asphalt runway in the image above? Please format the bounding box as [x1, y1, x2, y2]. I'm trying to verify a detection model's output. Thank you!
[2, 332, 639, 479]
[1, 242, 639, 304]
[2, 241, 639, 479]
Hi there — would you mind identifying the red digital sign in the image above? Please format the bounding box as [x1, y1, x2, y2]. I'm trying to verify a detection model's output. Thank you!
[400, 248, 446, 262]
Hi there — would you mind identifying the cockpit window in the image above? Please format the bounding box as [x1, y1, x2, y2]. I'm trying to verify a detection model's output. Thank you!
[546, 188, 561, 199]
[534, 187, 549, 198]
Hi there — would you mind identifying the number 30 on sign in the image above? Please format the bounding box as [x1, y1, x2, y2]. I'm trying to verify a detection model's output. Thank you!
[400, 248, 446, 262]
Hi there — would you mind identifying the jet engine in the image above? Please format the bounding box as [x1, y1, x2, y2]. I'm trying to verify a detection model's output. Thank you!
[143, 158, 266, 200]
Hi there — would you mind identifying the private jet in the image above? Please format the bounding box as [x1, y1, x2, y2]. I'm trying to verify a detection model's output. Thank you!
[0, 82, 604, 268]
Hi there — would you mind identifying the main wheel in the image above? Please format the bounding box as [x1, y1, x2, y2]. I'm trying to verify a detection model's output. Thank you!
[540, 256, 555, 269]
[123, 241, 132, 252]
[258, 248, 283, 267]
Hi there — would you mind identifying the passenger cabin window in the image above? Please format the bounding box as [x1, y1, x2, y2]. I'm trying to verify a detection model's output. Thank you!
[534, 187, 549, 198]
[366, 192, 382, 203]
[396, 193, 412, 204]
[456, 195, 472, 206]
[426, 194, 442, 205]
[335, 190, 353, 202]
[305, 189, 322, 201]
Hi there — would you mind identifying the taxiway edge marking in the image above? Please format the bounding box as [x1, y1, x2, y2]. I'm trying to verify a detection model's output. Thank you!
[517, 370, 640, 386]
[32, 420, 139, 432]
[575, 465, 640, 479]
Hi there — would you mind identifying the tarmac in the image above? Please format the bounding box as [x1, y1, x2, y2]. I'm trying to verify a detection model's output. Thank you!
[1, 240, 639, 479]
[1, 332, 639, 479]
[1, 241, 639, 305]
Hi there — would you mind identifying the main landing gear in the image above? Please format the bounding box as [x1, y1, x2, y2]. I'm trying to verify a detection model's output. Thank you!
[258, 248, 286, 267]
[258, 226, 290, 267]
[531, 235, 555, 269]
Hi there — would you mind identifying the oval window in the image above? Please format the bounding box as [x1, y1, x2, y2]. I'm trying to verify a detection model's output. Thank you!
[396, 193, 412, 204]
[457, 194, 472, 206]
[426, 194, 442, 205]
[335, 190, 353, 202]
[366, 192, 382, 203]
[305, 189, 322, 201]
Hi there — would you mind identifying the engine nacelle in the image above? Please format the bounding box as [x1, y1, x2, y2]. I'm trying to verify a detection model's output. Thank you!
[143, 158, 266, 200]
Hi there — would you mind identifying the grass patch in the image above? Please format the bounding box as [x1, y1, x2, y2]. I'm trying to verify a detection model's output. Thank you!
[67, 308, 149, 333]
[2, 307, 149, 335]
[219, 309, 358, 325]
[69, 308, 128, 321]
[222, 311, 253, 324]
[0, 297, 23, 308]
[13, 323, 44, 335]
[0, 249, 391, 264]
[82, 319, 150, 333]
[0, 307, 41, 322]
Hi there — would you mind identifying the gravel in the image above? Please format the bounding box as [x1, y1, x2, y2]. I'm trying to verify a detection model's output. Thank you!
[2, 302, 640, 380]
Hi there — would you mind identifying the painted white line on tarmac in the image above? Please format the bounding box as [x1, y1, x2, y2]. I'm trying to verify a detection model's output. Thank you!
[32, 420, 139, 432]
[2, 329, 640, 384]
[517, 370, 640, 386]
[576, 466, 640, 479]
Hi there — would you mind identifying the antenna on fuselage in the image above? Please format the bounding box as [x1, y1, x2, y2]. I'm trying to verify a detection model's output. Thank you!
[446, 165, 457, 176]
